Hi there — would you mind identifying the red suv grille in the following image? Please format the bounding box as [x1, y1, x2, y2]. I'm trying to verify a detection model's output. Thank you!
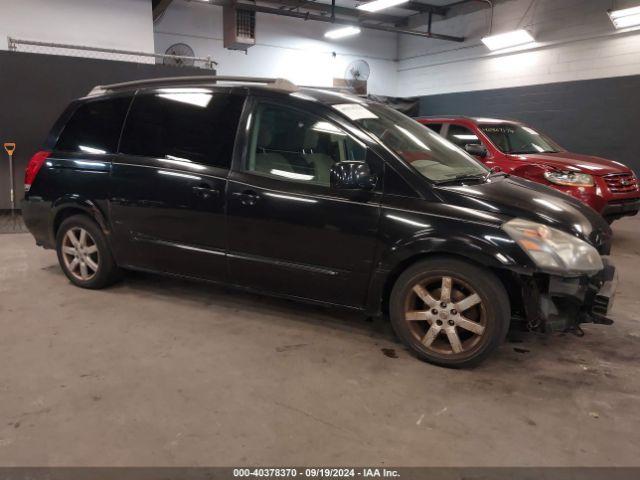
[603, 173, 638, 193]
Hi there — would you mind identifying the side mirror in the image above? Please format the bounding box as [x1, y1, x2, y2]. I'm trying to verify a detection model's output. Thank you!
[330, 161, 377, 191]
[465, 143, 488, 158]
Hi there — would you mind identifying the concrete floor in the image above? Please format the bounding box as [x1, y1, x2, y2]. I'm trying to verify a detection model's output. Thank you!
[0, 216, 639, 467]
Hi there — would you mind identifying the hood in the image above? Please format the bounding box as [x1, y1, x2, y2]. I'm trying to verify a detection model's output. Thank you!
[508, 151, 632, 175]
[435, 175, 611, 248]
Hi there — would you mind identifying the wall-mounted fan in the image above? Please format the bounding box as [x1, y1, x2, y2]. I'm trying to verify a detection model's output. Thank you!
[164, 43, 195, 66]
[344, 59, 370, 94]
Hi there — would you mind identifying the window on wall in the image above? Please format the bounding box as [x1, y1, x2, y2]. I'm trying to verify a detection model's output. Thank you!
[119, 90, 245, 169]
[446, 124, 481, 148]
[246, 103, 367, 187]
[56, 97, 131, 154]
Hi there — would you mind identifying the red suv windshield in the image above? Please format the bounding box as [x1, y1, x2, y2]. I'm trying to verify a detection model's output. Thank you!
[480, 123, 562, 155]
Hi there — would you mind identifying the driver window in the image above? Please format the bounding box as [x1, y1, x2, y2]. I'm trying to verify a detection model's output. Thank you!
[446, 125, 481, 148]
[247, 103, 366, 186]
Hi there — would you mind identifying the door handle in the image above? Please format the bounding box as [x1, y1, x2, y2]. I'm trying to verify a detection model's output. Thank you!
[232, 190, 260, 206]
[192, 184, 220, 200]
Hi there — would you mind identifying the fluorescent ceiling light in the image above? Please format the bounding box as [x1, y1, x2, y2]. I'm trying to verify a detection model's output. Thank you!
[324, 26, 361, 39]
[357, 0, 409, 13]
[608, 6, 640, 29]
[481, 29, 535, 51]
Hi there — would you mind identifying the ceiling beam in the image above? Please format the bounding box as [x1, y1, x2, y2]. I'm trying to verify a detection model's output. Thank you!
[402, 2, 449, 15]
[350, 0, 449, 16]
[262, 0, 405, 25]
[189, 0, 464, 41]
[238, 3, 465, 41]
[153, 0, 174, 22]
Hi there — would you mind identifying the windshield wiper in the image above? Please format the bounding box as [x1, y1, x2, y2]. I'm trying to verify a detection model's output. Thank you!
[435, 173, 488, 185]
[489, 170, 509, 178]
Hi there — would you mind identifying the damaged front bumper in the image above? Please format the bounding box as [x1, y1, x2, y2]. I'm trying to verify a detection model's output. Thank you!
[521, 257, 617, 332]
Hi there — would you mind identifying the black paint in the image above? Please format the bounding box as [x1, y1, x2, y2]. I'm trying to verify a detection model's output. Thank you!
[20, 80, 618, 366]
[0, 51, 214, 209]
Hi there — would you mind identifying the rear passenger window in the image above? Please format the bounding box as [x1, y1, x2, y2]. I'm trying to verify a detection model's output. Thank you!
[56, 97, 131, 154]
[425, 123, 443, 134]
[119, 90, 244, 169]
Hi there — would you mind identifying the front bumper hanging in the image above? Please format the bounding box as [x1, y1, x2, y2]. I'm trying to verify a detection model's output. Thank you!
[522, 257, 617, 333]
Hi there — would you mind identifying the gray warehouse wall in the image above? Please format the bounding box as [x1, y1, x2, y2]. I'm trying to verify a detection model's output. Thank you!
[0, 51, 214, 210]
[418, 75, 640, 177]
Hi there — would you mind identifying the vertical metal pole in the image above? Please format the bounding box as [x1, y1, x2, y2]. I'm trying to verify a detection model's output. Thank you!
[8, 152, 14, 211]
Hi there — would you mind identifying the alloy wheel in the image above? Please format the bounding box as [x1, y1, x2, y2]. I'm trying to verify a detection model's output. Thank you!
[61, 227, 100, 281]
[404, 275, 487, 355]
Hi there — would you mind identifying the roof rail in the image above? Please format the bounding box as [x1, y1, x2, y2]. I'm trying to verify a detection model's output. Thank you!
[87, 76, 297, 96]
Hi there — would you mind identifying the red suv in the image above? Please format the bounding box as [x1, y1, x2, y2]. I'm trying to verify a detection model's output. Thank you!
[417, 117, 640, 223]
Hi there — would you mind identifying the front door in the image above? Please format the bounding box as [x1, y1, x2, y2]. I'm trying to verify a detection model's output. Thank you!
[109, 88, 245, 282]
[226, 100, 382, 307]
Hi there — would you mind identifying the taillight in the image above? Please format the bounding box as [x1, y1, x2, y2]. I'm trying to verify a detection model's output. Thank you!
[24, 150, 51, 192]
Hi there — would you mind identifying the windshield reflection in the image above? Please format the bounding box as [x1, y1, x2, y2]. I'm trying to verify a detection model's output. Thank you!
[334, 102, 488, 183]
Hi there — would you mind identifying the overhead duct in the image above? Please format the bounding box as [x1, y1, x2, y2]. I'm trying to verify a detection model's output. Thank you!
[223, 1, 256, 51]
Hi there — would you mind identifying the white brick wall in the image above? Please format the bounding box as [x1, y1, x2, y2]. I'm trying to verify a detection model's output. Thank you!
[154, 1, 399, 96]
[2, 0, 640, 99]
[0, 0, 155, 54]
[398, 0, 640, 97]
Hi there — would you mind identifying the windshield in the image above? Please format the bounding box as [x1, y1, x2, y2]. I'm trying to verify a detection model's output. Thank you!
[333, 102, 488, 183]
[480, 123, 562, 154]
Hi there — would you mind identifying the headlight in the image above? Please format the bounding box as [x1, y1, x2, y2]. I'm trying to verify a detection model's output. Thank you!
[543, 170, 594, 187]
[503, 218, 603, 274]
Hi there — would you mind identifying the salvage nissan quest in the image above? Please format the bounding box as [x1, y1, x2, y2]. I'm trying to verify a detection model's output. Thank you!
[22, 76, 617, 367]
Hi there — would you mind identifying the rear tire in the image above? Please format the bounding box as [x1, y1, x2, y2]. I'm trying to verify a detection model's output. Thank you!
[389, 257, 510, 368]
[56, 215, 121, 289]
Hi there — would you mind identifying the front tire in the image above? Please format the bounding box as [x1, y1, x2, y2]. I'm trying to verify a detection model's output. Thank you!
[389, 257, 510, 368]
[56, 215, 121, 289]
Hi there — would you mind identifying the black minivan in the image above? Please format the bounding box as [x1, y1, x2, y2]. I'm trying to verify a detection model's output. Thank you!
[22, 76, 617, 367]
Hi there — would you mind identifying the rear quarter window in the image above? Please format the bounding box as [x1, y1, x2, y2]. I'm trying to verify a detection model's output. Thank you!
[55, 97, 131, 154]
[119, 90, 245, 169]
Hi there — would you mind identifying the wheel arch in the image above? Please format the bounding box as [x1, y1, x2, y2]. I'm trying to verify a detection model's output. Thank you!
[51, 197, 110, 239]
[375, 250, 524, 319]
